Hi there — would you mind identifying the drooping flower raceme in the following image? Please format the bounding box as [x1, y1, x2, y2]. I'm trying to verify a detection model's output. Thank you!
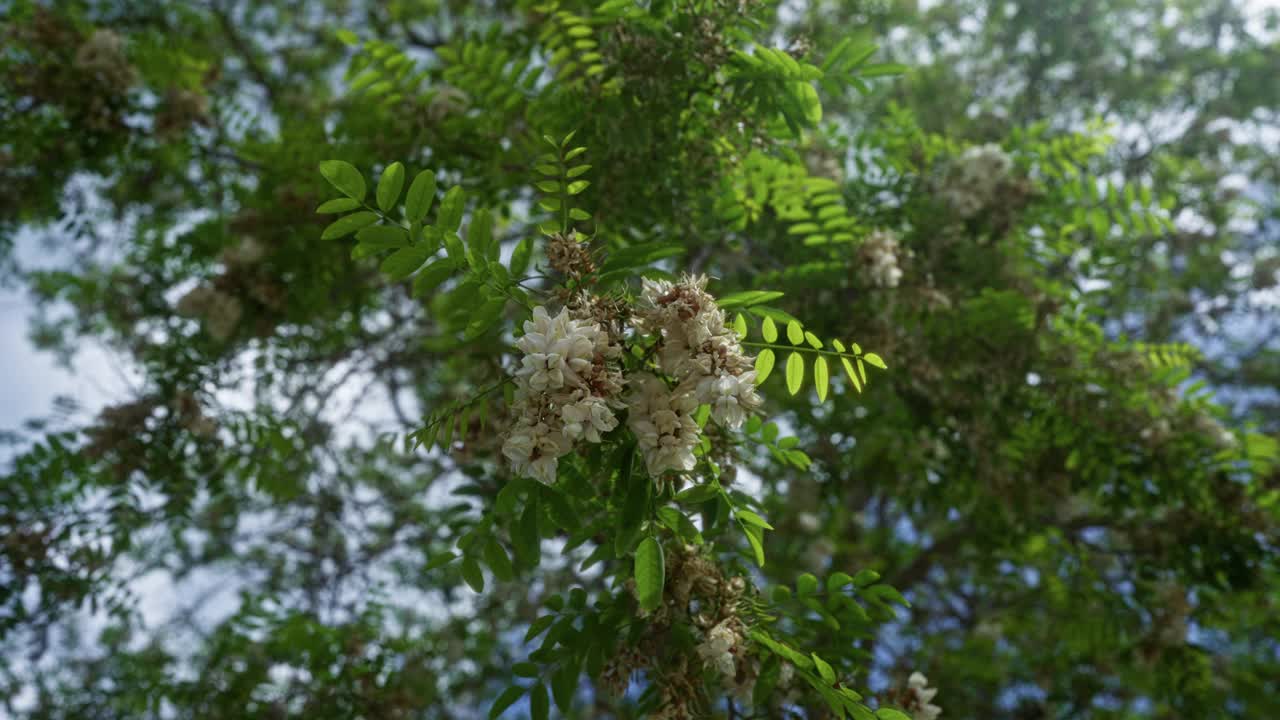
[638, 274, 762, 430]
[502, 306, 622, 484]
[696, 619, 740, 681]
[626, 373, 700, 477]
[940, 142, 1014, 218]
[906, 671, 943, 720]
[860, 229, 904, 289]
[501, 276, 768, 484]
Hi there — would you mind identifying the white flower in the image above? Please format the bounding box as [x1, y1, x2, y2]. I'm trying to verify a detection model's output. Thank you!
[638, 275, 762, 430]
[861, 229, 904, 289]
[175, 286, 217, 317]
[796, 511, 821, 533]
[693, 372, 761, 430]
[561, 393, 618, 443]
[222, 238, 266, 266]
[503, 303, 624, 482]
[515, 306, 610, 391]
[907, 672, 942, 720]
[697, 620, 741, 682]
[942, 143, 1013, 218]
[205, 292, 243, 342]
[502, 417, 572, 485]
[714, 652, 736, 679]
[627, 374, 699, 477]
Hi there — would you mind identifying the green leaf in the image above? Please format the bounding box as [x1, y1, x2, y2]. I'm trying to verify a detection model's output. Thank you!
[465, 298, 506, 340]
[460, 557, 484, 592]
[566, 164, 591, 178]
[615, 447, 647, 556]
[551, 661, 577, 712]
[525, 615, 555, 643]
[467, 208, 494, 263]
[797, 573, 819, 597]
[866, 583, 911, 608]
[569, 208, 592, 220]
[319, 160, 366, 201]
[380, 245, 431, 281]
[443, 231, 465, 264]
[732, 313, 748, 338]
[321, 211, 379, 240]
[657, 506, 703, 544]
[804, 331, 823, 349]
[743, 523, 765, 566]
[814, 356, 830, 402]
[437, 186, 466, 231]
[811, 653, 836, 684]
[317, 198, 360, 214]
[841, 356, 862, 392]
[863, 352, 887, 369]
[530, 683, 549, 720]
[412, 258, 457, 298]
[634, 536, 665, 612]
[798, 82, 822, 125]
[875, 710, 913, 720]
[755, 349, 776, 384]
[827, 572, 853, 592]
[567, 180, 590, 195]
[853, 569, 880, 587]
[424, 551, 459, 570]
[405, 169, 438, 221]
[510, 237, 534, 276]
[376, 162, 405, 213]
[761, 316, 779, 343]
[787, 320, 805, 345]
[355, 224, 409, 251]
[598, 243, 684, 274]
[673, 483, 719, 504]
[749, 305, 801, 325]
[515, 497, 541, 569]
[489, 685, 525, 719]
[719, 290, 785, 308]
[736, 509, 774, 530]
[483, 539, 514, 582]
[785, 352, 805, 395]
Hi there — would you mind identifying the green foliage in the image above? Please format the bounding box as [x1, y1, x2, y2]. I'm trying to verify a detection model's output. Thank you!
[1, 1, 1277, 719]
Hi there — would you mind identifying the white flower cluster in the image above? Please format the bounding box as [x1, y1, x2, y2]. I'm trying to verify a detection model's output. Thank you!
[175, 286, 243, 342]
[907, 671, 942, 720]
[638, 275, 762, 432]
[940, 143, 1013, 218]
[626, 373, 700, 477]
[74, 30, 138, 93]
[860, 229, 904, 289]
[502, 276, 766, 483]
[502, 306, 623, 484]
[696, 619, 744, 684]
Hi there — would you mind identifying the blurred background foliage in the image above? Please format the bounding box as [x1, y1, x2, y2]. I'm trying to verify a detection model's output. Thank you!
[0, 0, 1276, 718]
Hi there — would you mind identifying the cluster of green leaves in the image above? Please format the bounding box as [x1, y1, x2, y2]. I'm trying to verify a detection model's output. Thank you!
[532, 130, 593, 235]
[719, 291, 886, 402]
[316, 158, 534, 343]
[435, 32, 539, 123]
[532, 3, 613, 89]
[717, 150, 864, 246]
[337, 34, 428, 109]
[735, 568, 912, 720]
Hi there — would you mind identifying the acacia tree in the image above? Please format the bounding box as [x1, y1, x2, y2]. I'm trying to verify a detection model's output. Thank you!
[1, 2, 1277, 720]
